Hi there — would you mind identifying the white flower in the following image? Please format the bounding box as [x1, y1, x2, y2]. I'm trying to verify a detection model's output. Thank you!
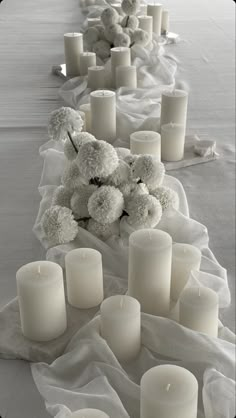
[88, 186, 124, 224]
[123, 27, 134, 37]
[114, 32, 131, 47]
[93, 40, 111, 60]
[121, 15, 139, 30]
[119, 181, 148, 198]
[132, 29, 150, 46]
[106, 159, 131, 186]
[42, 205, 78, 246]
[71, 185, 97, 218]
[101, 7, 119, 26]
[95, 24, 106, 40]
[115, 147, 131, 159]
[52, 186, 73, 208]
[77, 140, 119, 181]
[64, 132, 96, 161]
[132, 155, 165, 190]
[124, 153, 138, 167]
[48, 107, 84, 141]
[151, 186, 179, 212]
[126, 194, 162, 228]
[104, 23, 123, 43]
[84, 27, 100, 46]
[62, 161, 87, 190]
[87, 218, 120, 240]
[121, 0, 140, 15]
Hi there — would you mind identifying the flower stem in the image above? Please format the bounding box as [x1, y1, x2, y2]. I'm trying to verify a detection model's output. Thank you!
[67, 131, 78, 153]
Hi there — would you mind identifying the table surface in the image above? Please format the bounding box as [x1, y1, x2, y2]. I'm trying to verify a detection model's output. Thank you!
[0, 0, 235, 417]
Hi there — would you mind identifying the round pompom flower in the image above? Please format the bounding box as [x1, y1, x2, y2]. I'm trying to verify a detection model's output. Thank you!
[104, 23, 123, 43]
[52, 186, 73, 209]
[93, 40, 111, 60]
[131, 29, 150, 46]
[71, 185, 97, 219]
[121, 0, 140, 15]
[121, 15, 139, 30]
[114, 32, 131, 47]
[88, 186, 124, 224]
[64, 132, 96, 161]
[106, 159, 131, 186]
[132, 155, 165, 190]
[119, 181, 148, 199]
[126, 194, 162, 228]
[151, 186, 179, 212]
[42, 205, 79, 247]
[83, 27, 99, 46]
[124, 153, 138, 167]
[62, 161, 87, 190]
[95, 24, 106, 40]
[101, 7, 119, 26]
[48, 107, 84, 141]
[77, 140, 119, 181]
[115, 147, 131, 159]
[87, 218, 120, 240]
[123, 27, 134, 37]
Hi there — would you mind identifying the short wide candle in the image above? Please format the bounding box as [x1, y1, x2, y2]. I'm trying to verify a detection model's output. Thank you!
[90, 90, 116, 142]
[141, 365, 198, 418]
[116, 65, 137, 89]
[147, 4, 163, 36]
[111, 47, 131, 87]
[71, 409, 109, 418]
[64, 33, 83, 77]
[65, 248, 104, 309]
[160, 89, 188, 130]
[130, 130, 161, 160]
[179, 287, 219, 337]
[79, 52, 96, 76]
[16, 261, 67, 341]
[100, 295, 141, 361]
[88, 66, 105, 90]
[128, 229, 172, 316]
[161, 123, 185, 161]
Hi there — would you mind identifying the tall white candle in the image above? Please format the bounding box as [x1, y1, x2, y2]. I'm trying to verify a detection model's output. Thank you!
[88, 66, 106, 90]
[111, 47, 131, 87]
[90, 90, 116, 142]
[79, 103, 91, 132]
[71, 409, 110, 418]
[137, 4, 147, 15]
[116, 65, 137, 89]
[161, 9, 169, 34]
[160, 89, 188, 130]
[65, 248, 104, 309]
[79, 52, 96, 76]
[130, 130, 161, 160]
[161, 123, 185, 161]
[128, 229, 172, 316]
[16, 261, 67, 341]
[64, 33, 83, 77]
[171, 243, 201, 302]
[87, 17, 101, 27]
[141, 365, 198, 418]
[100, 295, 141, 361]
[179, 287, 219, 337]
[138, 15, 153, 40]
[147, 4, 163, 36]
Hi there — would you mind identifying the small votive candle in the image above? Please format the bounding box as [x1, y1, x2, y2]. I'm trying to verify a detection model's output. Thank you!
[141, 365, 198, 418]
[79, 52, 96, 76]
[64, 33, 83, 77]
[87, 17, 101, 27]
[100, 295, 141, 362]
[147, 4, 163, 36]
[116, 65, 137, 89]
[161, 9, 169, 34]
[160, 89, 188, 130]
[130, 130, 161, 160]
[71, 409, 110, 418]
[16, 261, 67, 341]
[88, 66, 106, 90]
[179, 287, 219, 337]
[90, 90, 116, 142]
[161, 123, 185, 161]
[111, 47, 131, 87]
[79, 103, 91, 132]
[171, 243, 201, 301]
[138, 15, 153, 40]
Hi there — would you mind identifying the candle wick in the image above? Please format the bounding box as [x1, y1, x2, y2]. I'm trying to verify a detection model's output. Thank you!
[120, 297, 124, 309]
[166, 383, 171, 392]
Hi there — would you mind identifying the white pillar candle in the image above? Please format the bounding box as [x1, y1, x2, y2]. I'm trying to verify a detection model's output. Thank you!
[65, 248, 104, 309]
[87, 17, 101, 27]
[171, 243, 201, 302]
[116, 65, 137, 89]
[128, 229, 172, 317]
[138, 15, 153, 40]
[161, 123, 185, 161]
[137, 4, 147, 15]
[100, 295, 141, 362]
[161, 9, 169, 34]
[71, 409, 109, 418]
[90, 90, 116, 142]
[88, 66, 106, 90]
[64, 33, 83, 77]
[79, 52, 96, 76]
[79, 103, 91, 132]
[16, 261, 67, 342]
[130, 130, 161, 160]
[111, 47, 131, 87]
[147, 4, 162, 36]
[179, 287, 219, 337]
[160, 89, 188, 130]
[141, 365, 198, 418]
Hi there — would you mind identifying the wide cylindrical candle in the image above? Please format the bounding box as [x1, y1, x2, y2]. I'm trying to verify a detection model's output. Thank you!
[161, 9, 169, 34]
[171, 243, 201, 301]
[116, 65, 137, 89]
[79, 103, 91, 132]
[88, 66, 106, 90]
[100, 295, 141, 362]
[141, 365, 198, 418]
[179, 287, 219, 337]
[16, 261, 67, 341]
[79, 52, 96, 76]
[128, 229, 172, 316]
[160, 89, 188, 130]
[147, 4, 162, 36]
[161, 123, 185, 161]
[90, 90, 116, 142]
[111, 47, 131, 87]
[138, 15, 153, 40]
[71, 409, 109, 418]
[87, 17, 101, 27]
[65, 248, 104, 309]
[130, 130, 161, 160]
[64, 33, 83, 77]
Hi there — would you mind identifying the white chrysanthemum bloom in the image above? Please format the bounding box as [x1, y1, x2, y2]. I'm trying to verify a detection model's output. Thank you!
[126, 194, 162, 228]
[119, 181, 148, 199]
[151, 186, 180, 212]
[106, 159, 131, 186]
[131, 29, 149, 46]
[121, 0, 140, 15]
[124, 153, 138, 167]
[101, 7, 119, 26]
[88, 186, 124, 224]
[52, 186, 73, 209]
[93, 40, 111, 60]
[95, 24, 106, 40]
[42, 205, 78, 246]
[121, 15, 139, 30]
[123, 27, 134, 37]
[48, 107, 84, 141]
[104, 23, 123, 43]
[64, 132, 96, 161]
[77, 140, 119, 181]
[84, 27, 100, 45]
[115, 147, 131, 159]
[62, 161, 87, 190]
[132, 155, 165, 190]
[114, 32, 131, 47]
[87, 218, 120, 240]
[71, 185, 97, 218]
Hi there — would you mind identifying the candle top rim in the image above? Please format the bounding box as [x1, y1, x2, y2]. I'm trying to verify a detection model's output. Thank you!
[162, 89, 188, 98]
[130, 131, 160, 142]
[80, 52, 96, 56]
[65, 248, 102, 264]
[111, 47, 130, 52]
[180, 286, 219, 308]
[138, 14, 152, 19]
[172, 243, 201, 261]
[71, 409, 109, 418]
[64, 32, 83, 37]
[116, 65, 136, 71]
[16, 261, 62, 283]
[129, 229, 172, 250]
[88, 65, 105, 71]
[101, 295, 140, 317]
[90, 90, 116, 98]
[147, 3, 163, 8]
